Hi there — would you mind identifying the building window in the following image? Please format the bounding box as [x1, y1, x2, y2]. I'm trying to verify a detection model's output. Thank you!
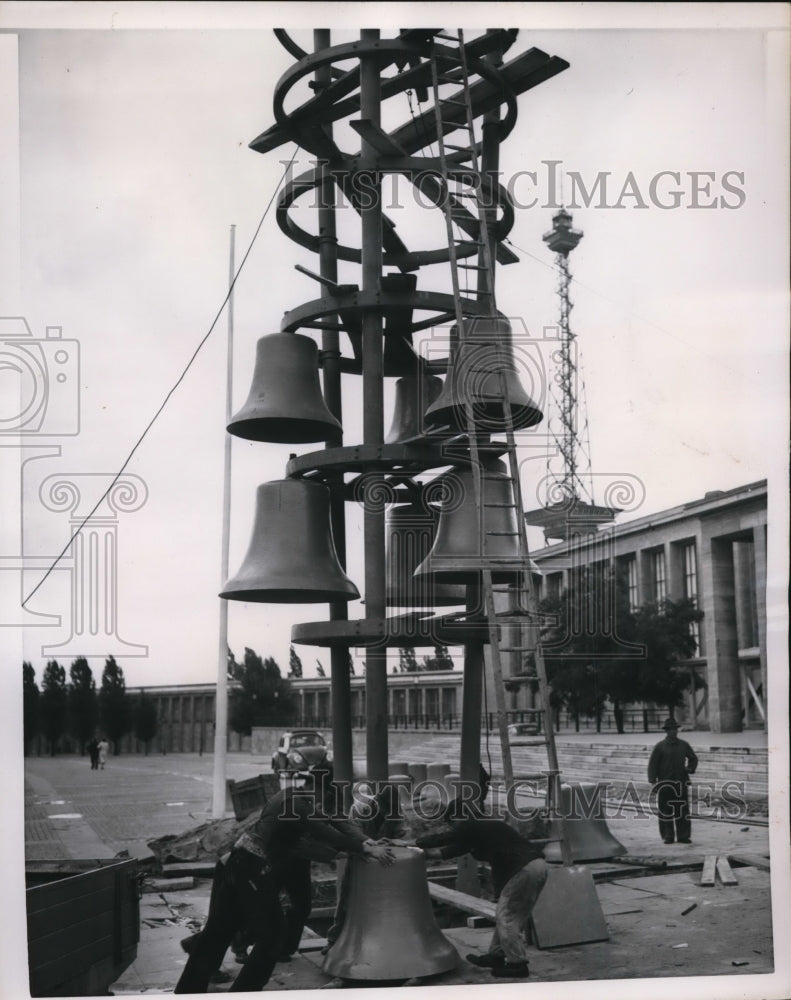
[682, 542, 700, 651]
[683, 542, 698, 600]
[652, 549, 667, 603]
[626, 557, 639, 612]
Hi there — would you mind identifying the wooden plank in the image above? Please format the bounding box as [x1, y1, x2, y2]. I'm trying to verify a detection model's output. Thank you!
[729, 853, 770, 872]
[27, 884, 115, 937]
[29, 934, 115, 994]
[26, 860, 135, 913]
[150, 876, 194, 892]
[26, 871, 114, 914]
[716, 856, 739, 886]
[161, 861, 218, 877]
[701, 855, 717, 886]
[428, 880, 497, 919]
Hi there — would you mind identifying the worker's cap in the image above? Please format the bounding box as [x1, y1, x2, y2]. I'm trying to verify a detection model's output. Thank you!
[662, 718, 680, 731]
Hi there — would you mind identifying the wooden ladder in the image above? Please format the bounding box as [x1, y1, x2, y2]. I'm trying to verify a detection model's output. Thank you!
[430, 32, 570, 861]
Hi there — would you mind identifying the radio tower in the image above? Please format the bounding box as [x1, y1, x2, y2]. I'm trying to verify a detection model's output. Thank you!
[526, 208, 618, 539]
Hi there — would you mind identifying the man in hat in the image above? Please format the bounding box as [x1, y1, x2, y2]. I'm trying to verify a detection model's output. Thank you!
[648, 718, 699, 844]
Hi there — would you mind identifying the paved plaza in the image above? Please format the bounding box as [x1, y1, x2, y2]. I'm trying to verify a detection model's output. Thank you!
[15, 745, 790, 997]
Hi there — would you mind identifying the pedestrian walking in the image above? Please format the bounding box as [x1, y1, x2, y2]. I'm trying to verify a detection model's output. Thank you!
[87, 738, 99, 771]
[174, 767, 395, 994]
[97, 738, 109, 769]
[648, 718, 699, 844]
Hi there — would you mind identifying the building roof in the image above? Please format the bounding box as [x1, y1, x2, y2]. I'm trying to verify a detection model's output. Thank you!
[531, 480, 767, 561]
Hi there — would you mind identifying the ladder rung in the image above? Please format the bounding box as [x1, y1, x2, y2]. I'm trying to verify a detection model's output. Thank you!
[434, 32, 460, 41]
[486, 530, 520, 536]
[440, 98, 467, 107]
[515, 739, 550, 747]
[485, 502, 518, 508]
[457, 264, 488, 271]
[444, 144, 473, 152]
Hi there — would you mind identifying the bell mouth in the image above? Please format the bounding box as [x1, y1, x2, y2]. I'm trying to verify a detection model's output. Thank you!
[220, 585, 360, 603]
[424, 398, 543, 434]
[226, 416, 340, 444]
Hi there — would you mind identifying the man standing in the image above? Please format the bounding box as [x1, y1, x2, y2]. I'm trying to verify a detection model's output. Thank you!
[648, 718, 699, 844]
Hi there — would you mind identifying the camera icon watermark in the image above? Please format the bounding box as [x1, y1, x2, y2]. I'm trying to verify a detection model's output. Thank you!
[0, 317, 80, 436]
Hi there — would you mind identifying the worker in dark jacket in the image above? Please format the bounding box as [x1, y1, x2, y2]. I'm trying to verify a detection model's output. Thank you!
[174, 768, 394, 993]
[414, 799, 546, 979]
[648, 718, 699, 844]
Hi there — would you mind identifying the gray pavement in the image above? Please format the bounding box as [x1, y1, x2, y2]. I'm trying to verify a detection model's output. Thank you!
[20, 747, 788, 997]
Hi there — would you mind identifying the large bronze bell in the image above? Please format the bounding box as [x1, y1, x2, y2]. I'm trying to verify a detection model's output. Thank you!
[227, 332, 342, 443]
[220, 479, 359, 603]
[414, 458, 526, 583]
[322, 846, 458, 981]
[543, 782, 626, 863]
[385, 371, 444, 445]
[386, 502, 466, 607]
[425, 317, 543, 433]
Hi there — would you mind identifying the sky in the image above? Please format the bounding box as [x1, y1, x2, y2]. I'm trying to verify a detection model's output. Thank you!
[0, 3, 788, 693]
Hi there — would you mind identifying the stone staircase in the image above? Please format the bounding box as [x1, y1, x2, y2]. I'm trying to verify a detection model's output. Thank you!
[362, 732, 769, 801]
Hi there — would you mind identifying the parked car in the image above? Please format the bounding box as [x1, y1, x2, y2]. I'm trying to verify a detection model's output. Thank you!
[271, 729, 331, 775]
[508, 720, 540, 744]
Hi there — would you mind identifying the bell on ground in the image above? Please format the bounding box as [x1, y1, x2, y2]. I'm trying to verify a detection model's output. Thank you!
[424, 317, 543, 433]
[385, 371, 444, 445]
[414, 458, 527, 583]
[220, 479, 359, 603]
[543, 782, 627, 863]
[322, 845, 458, 980]
[386, 502, 466, 607]
[227, 332, 341, 443]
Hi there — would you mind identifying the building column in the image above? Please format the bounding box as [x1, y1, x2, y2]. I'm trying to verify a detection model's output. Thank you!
[732, 540, 756, 649]
[699, 534, 742, 732]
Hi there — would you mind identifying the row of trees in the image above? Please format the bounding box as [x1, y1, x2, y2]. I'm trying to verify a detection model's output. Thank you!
[228, 647, 295, 735]
[23, 656, 158, 756]
[397, 645, 455, 672]
[538, 569, 703, 732]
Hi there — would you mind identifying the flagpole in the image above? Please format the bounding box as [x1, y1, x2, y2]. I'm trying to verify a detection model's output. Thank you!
[212, 224, 235, 818]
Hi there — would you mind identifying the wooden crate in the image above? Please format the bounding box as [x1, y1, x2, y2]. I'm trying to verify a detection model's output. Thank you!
[26, 857, 140, 997]
[227, 772, 280, 820]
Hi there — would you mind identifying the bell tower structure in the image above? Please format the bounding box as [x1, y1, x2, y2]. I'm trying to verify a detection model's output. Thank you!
[220, 29, 571, 793]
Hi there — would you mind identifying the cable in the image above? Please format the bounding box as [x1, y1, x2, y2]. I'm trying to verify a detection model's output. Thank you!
[22, 147, 301, 610]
